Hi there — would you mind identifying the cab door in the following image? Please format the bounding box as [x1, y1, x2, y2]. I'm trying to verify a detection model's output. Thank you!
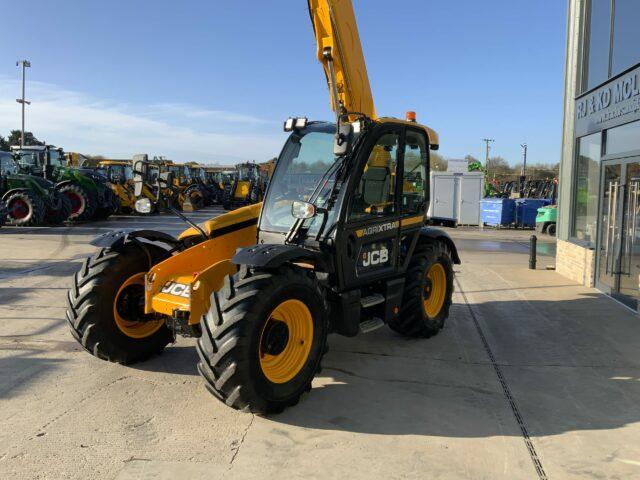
[337, 124, 404, 289]
[397, 127, 430, 271]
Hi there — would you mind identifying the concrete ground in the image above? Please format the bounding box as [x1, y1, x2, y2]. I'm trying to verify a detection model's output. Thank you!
[0, 209, 638, 479]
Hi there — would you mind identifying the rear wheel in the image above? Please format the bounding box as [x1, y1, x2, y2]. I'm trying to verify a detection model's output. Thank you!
[5, 191, 46, 226]
[93, 188, 119, 219]
[197, 265, 328, 414]
[46, 191, 72, 224]
[59, 184, 96, 221]
[547, 223, 556, 236]
[389, 239, 454, 338]
[66, 243, 173, 364]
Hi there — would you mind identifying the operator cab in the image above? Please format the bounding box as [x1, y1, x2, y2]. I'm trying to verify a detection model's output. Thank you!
[258, 116, 434, 291]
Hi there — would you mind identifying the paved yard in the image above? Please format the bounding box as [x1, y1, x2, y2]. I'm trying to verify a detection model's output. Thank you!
[0, 210, 638, 479]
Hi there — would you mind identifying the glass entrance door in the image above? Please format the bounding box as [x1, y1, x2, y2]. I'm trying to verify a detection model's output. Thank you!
[597, 159, 640, 309]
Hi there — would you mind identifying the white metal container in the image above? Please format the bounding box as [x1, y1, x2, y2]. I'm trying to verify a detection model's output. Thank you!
[427, 171, 484, 225]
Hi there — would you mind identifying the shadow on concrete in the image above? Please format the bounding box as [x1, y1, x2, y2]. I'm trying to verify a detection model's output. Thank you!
[0, 260, 83, 280]
[133, 344, 200, 377]
[265, 293, 640, 438]
[0, 350, 66, 399]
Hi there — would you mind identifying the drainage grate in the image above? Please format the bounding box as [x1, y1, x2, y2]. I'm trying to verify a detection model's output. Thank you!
[456, 277, 548, 480]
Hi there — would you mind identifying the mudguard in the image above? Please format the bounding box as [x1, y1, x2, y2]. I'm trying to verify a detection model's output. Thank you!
[232, 244, 332, 272]
[55, 180, 74, 190]
[1, 188, 30, 202]
[419, 227, 461, 264]
[90, 229, 181, 250]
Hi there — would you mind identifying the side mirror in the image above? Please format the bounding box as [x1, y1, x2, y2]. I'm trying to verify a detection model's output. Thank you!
[333, 122, 353, 157]
[134, 178, 143, 197]
[291, 200, 316, 219]
[132, 159, 147, 176]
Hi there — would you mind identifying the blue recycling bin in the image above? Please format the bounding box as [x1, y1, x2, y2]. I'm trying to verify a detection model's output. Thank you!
[480, 198, 515, 226]
[514, 198, 552, 227]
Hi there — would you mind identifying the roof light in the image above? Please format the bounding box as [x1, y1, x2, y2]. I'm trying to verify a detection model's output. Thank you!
[406, 111, 417, 122]
[284, 117, 308, 132]
[284, 118, 295, 131]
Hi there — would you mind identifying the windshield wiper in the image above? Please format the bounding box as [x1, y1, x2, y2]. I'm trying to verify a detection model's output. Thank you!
[284, 157, 344, 245]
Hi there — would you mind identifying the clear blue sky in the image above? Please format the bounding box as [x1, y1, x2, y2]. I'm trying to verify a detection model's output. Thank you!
[0, 0, 567, 165]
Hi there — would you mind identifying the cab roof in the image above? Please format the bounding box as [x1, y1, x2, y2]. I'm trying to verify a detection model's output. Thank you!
[376, 117, 440, 150]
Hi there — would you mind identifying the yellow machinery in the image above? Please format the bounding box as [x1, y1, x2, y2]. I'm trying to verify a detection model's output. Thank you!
[222, 162, 263, 210]
[165, 161, 205, 211]
[95, 160, 137, 213]
[67, 0, 458, 414]
[204, 166, 235, 204]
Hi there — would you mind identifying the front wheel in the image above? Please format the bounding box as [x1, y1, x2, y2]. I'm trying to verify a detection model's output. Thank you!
[59, 184, 96, 221]
[388, 239, 454, 338]
[197, 265, 328, 414]
[5, 191, 46, 226]
[66, 243, 173, 364]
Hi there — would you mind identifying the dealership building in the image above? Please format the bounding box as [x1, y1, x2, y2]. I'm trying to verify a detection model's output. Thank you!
[557, 0, 640, 308]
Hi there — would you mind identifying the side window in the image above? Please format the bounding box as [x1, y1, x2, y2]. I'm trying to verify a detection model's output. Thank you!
[402, 130, 428, 214]
[349, 132, 399, 220]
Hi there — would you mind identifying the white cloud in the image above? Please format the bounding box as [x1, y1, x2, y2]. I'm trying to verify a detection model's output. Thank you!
[0, 77, 284, 164]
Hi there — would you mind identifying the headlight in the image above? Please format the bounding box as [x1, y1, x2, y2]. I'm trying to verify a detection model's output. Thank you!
[135, 198, 152, 214]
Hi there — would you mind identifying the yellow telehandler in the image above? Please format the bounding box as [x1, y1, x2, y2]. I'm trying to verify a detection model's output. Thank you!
[221, 161, 263, 210]
[66, 0, 459, 414]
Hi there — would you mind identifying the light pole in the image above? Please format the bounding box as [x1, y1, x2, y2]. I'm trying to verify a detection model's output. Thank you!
[483, 138, 494, 165]
[520, 143, 528, 176]
[16, 60, 31, 147]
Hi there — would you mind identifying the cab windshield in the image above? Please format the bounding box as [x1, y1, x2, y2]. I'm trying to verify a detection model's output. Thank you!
[260, 123, 339, 235]
[14, 151, 40, 168]
[49, 149, 66, 167]
[0, 152, 19, 175]
[147, 166, 159, 183]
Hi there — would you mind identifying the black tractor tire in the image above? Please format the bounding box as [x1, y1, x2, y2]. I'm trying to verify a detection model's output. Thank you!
[388, 239, 454, 338]
[59, 184, 96, 222]
[0, 204, 6, 227]
[66, 243, 174, 364]
[93, 189, 119, 220]
[547, 223, 556, 236]
[5, 191, 46, 226]
[197, 265, 328, 414]
[46, 191, 72, 224]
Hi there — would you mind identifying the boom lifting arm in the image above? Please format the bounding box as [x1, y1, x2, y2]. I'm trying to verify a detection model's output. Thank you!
[308, 0, 376, 120]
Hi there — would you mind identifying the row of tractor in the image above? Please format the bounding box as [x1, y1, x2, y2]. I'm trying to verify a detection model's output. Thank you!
[0, 144, 271, 227]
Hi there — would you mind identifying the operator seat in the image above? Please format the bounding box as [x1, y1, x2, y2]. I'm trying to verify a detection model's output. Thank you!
[361, 146, 392, 211]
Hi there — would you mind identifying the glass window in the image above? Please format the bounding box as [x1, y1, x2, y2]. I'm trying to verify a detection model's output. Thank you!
[606, 120, 640, 155]
[585, 0, 612, 91]
[572, 133, 602, 244]
[48, 149, 66, 167]
[402, 130, 427, 214]
[611, 0, 640, 74]
[0, 152, 19, 175]
[259, 125, 340, 235]
[350, 132, 399, 220]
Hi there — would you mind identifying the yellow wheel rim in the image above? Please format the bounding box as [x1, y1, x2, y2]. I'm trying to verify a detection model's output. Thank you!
[259, 299, 314, 384]
[423, 263, 447, 318]
[113, 272, 164, 339]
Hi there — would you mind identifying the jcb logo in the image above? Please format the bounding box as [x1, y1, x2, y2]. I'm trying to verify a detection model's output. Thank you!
[161, 281, 191, 298]
[362, 248, 389, 267]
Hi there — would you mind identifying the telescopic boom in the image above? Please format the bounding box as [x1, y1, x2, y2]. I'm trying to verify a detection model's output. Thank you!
[307, 0, 376, 120]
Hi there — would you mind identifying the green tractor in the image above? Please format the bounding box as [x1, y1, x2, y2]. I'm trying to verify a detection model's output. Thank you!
[0, 151, 71, 226]
[11, 145, 119, 221]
